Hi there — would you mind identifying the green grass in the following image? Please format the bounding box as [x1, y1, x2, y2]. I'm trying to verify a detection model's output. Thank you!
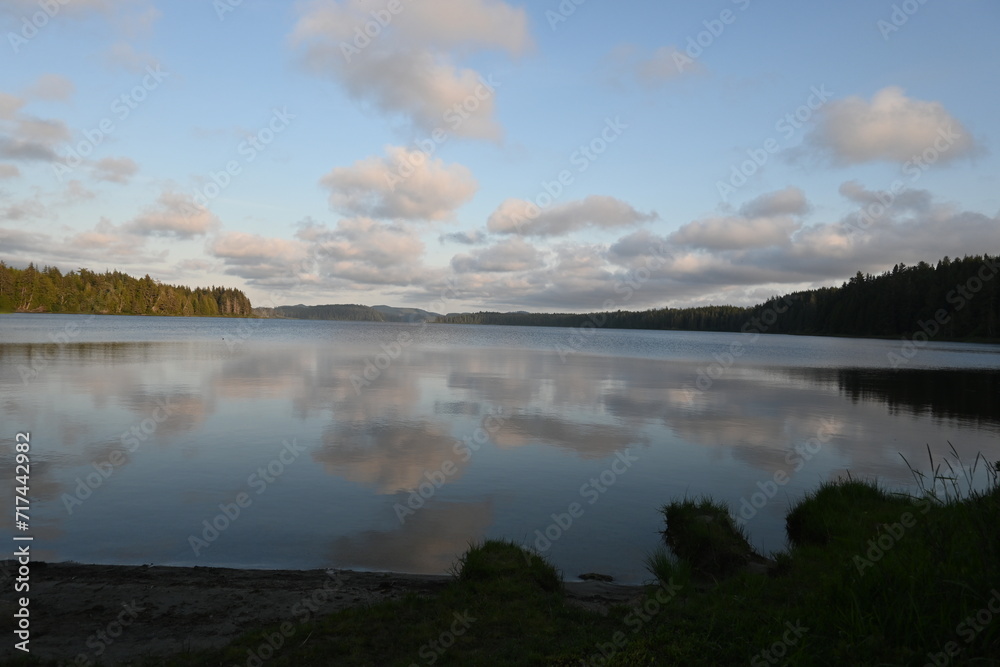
[660, 496, 758, 580]
[14, 453, 1000, 666]
[624, 452, 1000, 666]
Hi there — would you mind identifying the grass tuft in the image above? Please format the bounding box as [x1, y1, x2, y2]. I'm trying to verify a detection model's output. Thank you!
[452, 538, 562, 593]
[661, 496, 756, 579]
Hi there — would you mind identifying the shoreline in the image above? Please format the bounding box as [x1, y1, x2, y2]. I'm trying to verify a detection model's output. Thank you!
[4, 311, 999, 346]
[0, 560, 642, 665]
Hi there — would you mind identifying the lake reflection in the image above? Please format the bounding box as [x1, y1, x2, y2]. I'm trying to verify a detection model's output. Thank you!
[1, 315, 998, 582]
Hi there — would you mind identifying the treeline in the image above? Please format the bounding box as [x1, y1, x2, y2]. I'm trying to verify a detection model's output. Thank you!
[253, 304, 441, 322]
[436, 254, 1000, 341]
[254, 304, 384, 321]
[0, 262, 253, 317]
[437, 305, 751, 331]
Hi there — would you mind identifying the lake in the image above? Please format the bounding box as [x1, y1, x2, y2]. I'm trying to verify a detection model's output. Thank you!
[1, 313, 998, 583]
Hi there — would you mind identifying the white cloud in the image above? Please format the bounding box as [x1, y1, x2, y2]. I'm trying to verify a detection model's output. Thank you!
[210, 230, 310, 282]
[0, 196, 45, 221]
[105, 41, 158, 72]
[0, 217, 162, 266]
[291, 0, 529, 53]
[290, 0, 530, 140]
[0, 95, 70, 163]
[0, 164, 19, 179]
[126, 191, 218, 239]
[433, 184, 1000, 311]
[838, 180, 931, 213]
[309, 217, 434, 287]
[0, 93, 24, 119]
[452, 237, 542, 273]
[607, 229, 671, 262]
[63, 179, 96, 202]
[72, 218, 142, 254]
[92, 156, 138, 184]
[739, 186, 809, 218]
[210, 217, 438, 291]
[602, 44, 706, 90]
[669, 187, 810, 251]
[670, 215, 801, 251]
[320, 146, 477, 221]
[0, 116, 68, 162]
[487, 195, 658, 237]
[806, 87, 978, 165]
[440, 229, 487, 245]
[24, 74, 75, 101]
[636, 45, 706, 86]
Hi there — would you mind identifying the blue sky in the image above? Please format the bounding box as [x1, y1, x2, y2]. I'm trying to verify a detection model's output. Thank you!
[1, 0, 998, 312]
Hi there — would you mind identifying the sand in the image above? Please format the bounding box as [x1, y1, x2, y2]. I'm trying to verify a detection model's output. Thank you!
[0, 561, 643, 665]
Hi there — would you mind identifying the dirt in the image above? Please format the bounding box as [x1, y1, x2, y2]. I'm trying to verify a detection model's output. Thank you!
[0, 561, 643, 665]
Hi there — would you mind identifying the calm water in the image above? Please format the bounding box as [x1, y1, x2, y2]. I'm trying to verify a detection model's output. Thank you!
[1, 314, 998, 583]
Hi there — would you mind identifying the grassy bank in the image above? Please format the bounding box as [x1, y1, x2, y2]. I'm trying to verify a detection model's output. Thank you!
[12, 453, 999, 666]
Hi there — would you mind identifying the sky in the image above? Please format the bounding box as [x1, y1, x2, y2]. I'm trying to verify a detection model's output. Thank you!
[0, 0, 998, 314]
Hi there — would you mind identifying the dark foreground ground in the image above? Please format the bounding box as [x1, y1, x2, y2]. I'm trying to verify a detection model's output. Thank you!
[0, 561, 641, 665]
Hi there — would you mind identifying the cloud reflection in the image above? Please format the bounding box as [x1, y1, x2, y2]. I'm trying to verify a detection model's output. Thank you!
[330, 500, 493, 574]
[314, 420, 464, 494]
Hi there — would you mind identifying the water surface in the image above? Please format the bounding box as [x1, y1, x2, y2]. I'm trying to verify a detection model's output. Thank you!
[2, 314, 998, 582]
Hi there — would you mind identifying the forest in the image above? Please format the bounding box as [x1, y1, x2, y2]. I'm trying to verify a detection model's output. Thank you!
[4, 254, 997, 339]
[0, 262, 253, 317]
[435, 254, 1000, 341]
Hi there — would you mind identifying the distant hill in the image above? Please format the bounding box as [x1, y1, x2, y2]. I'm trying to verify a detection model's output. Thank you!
[253, 304, 384, 321]
[253, 304, 441, 323]
[372, 305, 441, 322]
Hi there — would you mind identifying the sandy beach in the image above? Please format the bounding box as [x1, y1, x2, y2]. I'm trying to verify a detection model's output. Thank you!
[1, 561, 643, 665]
